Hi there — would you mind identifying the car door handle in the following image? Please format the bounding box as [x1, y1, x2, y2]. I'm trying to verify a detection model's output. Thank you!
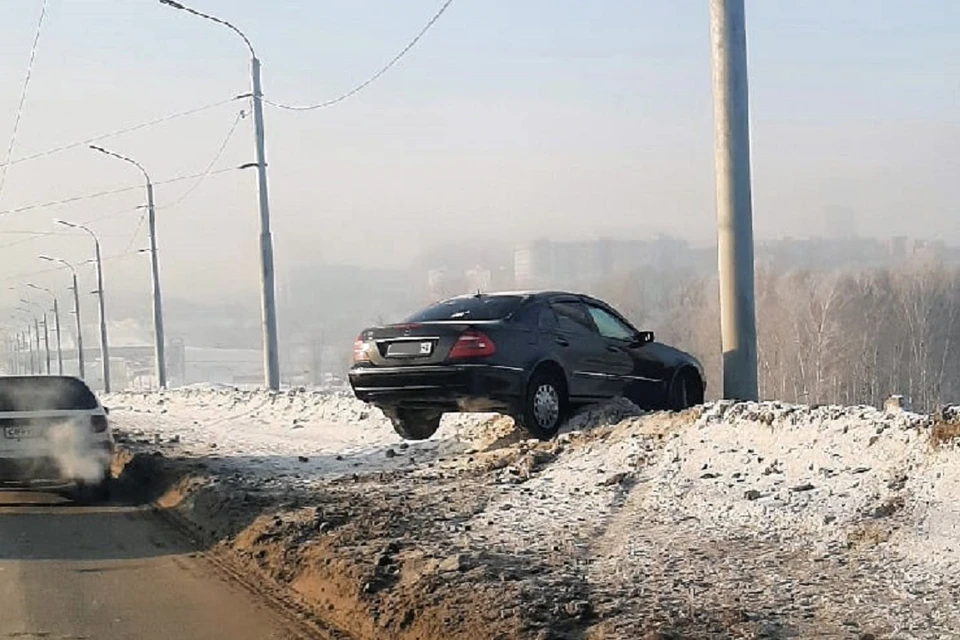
[555, 337, 570, 347]
[606, 345, 621, 353]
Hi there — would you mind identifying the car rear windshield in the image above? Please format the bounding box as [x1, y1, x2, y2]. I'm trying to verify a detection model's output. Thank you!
[0, 377, 99, 412]
[405, 295, 524, 322]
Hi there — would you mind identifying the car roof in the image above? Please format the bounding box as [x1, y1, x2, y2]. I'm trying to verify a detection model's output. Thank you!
[0, 374, 88, 383]
[446, 290, 583, 301]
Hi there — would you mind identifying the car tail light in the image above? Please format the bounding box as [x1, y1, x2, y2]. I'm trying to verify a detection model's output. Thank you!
[353, 335, 372, 363]
[91, 414, 108, 433]
[447, 330, 496, 359]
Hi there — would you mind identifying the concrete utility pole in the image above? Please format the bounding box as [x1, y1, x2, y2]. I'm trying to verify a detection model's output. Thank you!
[90, 145, 167, 388]
[42, 312, 50, 373]
[159, 0, 280, 391]
[16, 316, 35, 374]
[33, 317, 42, 371]
[28, 326, 35, 374]
[40, 256, 84, 379]
[28, 283, 63, 374]
[52, 300, 62, 374]
[21, 299, 50, 374]
[16, 332, 25, 374]
[709, 0, 758, 401]
[57, 221, 109, 392]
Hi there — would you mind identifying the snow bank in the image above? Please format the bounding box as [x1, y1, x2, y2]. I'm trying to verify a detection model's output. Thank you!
[108, 387, 960, 637]
[104, 386, 510, 483]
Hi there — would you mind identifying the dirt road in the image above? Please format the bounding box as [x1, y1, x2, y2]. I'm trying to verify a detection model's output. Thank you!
[0, 490, 308, 640]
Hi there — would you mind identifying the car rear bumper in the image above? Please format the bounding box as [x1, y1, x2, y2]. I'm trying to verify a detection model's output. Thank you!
[0, 457, 106, 487]
[0, 439, 113, 485]
[349, 363, 525, 412]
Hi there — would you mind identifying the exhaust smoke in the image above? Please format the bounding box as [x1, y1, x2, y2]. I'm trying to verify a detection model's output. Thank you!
[45, 420, 110, 484]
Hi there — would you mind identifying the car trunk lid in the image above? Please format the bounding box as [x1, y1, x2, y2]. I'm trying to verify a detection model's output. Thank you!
[359, 322, 495, 366]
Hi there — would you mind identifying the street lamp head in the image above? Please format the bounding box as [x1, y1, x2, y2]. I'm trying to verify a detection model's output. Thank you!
[158, 0, 256, 57]
[88, 144, 149, 181]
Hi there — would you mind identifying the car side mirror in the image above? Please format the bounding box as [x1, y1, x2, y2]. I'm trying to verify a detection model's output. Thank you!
[632, 331, 654, 346]
[103, 406, 110, 415]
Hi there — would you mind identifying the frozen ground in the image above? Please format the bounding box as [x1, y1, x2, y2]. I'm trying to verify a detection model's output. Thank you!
[106, 387, 960, 639]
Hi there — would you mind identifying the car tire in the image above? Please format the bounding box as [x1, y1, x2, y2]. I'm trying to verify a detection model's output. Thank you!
[668, 369, 704, 411]
[516, 368, 567, 440]
[388, 408, 442, 441]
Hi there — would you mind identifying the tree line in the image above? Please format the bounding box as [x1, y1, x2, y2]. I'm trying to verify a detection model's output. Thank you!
[592, 260, 960, 412]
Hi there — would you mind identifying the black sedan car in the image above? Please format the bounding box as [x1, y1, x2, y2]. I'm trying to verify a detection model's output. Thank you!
[349, 291, 705, 440]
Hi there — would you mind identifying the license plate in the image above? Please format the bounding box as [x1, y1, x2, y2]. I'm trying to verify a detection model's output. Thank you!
[4, 426, 38, 439]
[387, 341, 433, 357]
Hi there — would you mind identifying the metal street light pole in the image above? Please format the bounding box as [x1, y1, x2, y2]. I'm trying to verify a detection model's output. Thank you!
[709, 0, 758, 401]
[42, 312, 50, 373]
[27, 325, 35, 373]
[20, 299, 49, 374]
[33, 317, 42, 371]
[15, 311, 35, 374]
[89, 145, 167, 389]
[159, 0, 280, 391]
[40, 255, 84, 379]
[19, 331, 27, 374]
[56, 220, 109, 392]
[15, 332, 24, 374]
[28, 283, 63, 374]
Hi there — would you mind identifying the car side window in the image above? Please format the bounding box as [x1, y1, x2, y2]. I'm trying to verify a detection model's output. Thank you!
[538, 306, 559, 331]
[551, 301, 595, 335]
[510, 302, 541, 327]
[586, 305, 635, 341]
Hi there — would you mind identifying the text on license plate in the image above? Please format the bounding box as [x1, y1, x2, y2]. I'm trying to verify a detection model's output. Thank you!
[386, 341, 433, 357]
[4, 426, 38, 439]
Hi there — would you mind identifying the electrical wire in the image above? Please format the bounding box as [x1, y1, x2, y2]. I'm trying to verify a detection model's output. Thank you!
[123, 211, 148, 254]
[0, 94, 248, 171]
[264, 0, 454, 111]
[0, 166, 237, 218]
[0, 250, 144, 284]
[0, 0, 50, 200]
[0, 207, 142, 251]
[162, 109, 247, 209]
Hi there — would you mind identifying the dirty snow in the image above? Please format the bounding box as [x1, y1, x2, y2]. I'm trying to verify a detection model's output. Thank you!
[107, 387, 960, 638]
[105, 387, 506, 484]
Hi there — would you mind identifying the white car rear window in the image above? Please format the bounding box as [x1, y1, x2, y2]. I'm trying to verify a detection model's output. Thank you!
[0, 377, 99, 411]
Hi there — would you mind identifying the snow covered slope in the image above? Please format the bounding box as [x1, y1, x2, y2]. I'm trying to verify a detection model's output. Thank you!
[107, 387, 960, 638]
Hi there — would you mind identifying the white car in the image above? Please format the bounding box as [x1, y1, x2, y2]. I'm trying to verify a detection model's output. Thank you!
[0, 375, 114, 502]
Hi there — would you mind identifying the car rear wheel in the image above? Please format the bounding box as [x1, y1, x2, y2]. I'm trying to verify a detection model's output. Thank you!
[387, 408, 442, 440]
[516, 369, 567, 440]
[668, 369, 704, 411]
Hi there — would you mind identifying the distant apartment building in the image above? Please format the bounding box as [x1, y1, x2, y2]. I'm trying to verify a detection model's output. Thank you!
[427, 265, 512, 301]
[514, 236, 693, 288]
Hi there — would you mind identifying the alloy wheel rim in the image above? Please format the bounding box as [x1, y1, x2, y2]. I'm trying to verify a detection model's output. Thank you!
[533, 384, 560, 428]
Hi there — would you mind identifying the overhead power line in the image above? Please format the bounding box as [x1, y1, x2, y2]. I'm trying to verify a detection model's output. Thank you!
[0, 250, 144, 285]
[123, 211, 148, 254]
[0, 0, 50, 201]
[0, 166, 237, 218]
[162, 109, 247, 209]
[0, 207, 142, 251]
[0, 94, 248, 172]
[264, 0, 454, 111]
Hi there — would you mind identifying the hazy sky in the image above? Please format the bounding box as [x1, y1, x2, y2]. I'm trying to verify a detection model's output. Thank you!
[0, 0, 956, 309]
